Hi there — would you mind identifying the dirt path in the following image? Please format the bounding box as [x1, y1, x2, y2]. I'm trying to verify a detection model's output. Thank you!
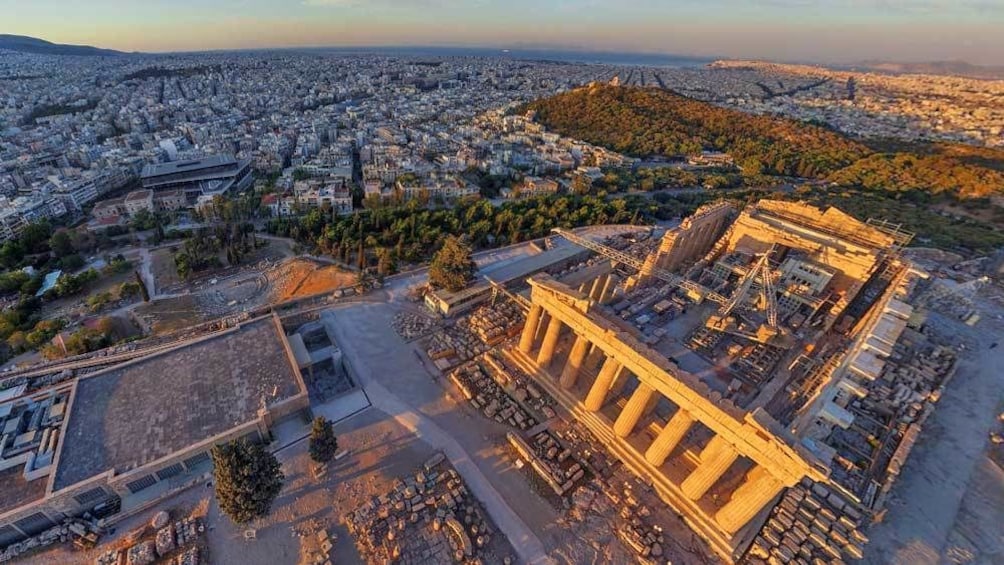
[138, 247, 157, 297]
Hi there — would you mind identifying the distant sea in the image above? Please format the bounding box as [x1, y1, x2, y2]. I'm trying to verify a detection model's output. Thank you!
[283, 45, 714, 68]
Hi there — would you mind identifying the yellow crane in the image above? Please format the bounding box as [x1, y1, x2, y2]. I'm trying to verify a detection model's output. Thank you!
[704, 245, 787, 345]
[550, 228, 728, 304]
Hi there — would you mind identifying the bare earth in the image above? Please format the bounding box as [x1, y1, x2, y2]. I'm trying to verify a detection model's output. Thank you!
[29, 408, 434, 565]
[268, 258, 357, 302]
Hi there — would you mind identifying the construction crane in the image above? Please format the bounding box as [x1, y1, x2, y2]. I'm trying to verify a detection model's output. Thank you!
[550, 228, 728, 304]
[705, 245, 786, 345]
[485, 277, 531, 311]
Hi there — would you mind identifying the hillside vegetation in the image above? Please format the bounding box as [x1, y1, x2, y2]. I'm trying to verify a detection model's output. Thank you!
[525, 85, 1004, 198]
[827, 152, 1004, 198]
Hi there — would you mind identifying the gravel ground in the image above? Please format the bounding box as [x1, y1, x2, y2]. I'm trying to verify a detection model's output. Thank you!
[25, 408, 435, 565]
[862, 302, 1004, 565]
[205, 408, 436, 565]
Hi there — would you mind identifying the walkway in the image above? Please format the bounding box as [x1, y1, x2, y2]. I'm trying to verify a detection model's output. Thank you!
[862, 309, 1004, 564]
[323, 306, 554, 565]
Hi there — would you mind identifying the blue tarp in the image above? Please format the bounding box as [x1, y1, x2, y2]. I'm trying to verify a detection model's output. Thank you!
[34, 270, 62, 297]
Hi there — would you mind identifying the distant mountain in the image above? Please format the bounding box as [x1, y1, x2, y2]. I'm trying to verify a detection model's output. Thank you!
[0, 34, 126, 56]
[849, 60, 1004, 80]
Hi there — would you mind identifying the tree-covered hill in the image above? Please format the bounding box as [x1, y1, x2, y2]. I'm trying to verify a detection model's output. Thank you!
[524, 84, 868, 178]
[827, 152, 1004, 198]
[524, 85, 1004, 198]
[0, 34, 125, 57]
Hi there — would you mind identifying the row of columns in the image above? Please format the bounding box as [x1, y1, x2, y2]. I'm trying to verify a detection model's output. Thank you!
[575, 273, 617, 304]
[517, 299, 786, 535]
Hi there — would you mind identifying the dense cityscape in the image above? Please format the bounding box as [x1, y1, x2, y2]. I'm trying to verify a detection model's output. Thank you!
[0, 19, 1001, 565]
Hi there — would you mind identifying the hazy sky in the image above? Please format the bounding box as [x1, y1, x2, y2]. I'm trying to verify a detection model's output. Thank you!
[5, 0, 1004, 64]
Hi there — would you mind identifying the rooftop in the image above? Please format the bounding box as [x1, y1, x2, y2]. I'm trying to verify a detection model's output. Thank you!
[124, 189, 152, 202]
[34, 270, 61, 297]
[0, 466, 47, 515]
[140, 155, 237, 179]
[435, 240, 589, 305]
[51, 315, 304, 492]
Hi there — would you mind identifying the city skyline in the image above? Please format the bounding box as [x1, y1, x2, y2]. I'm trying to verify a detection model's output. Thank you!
[5, 0, 1004, 65]
[1, 4, 1002, 563]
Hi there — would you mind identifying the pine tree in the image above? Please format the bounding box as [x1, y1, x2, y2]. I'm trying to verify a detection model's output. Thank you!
[211, 439, 284, 525]
[428, 235, 477, 292]
[377, 248, 395, 276]
[308, 417, 339, 464]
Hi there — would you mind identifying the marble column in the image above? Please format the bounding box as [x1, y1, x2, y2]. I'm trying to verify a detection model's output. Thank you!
[584, 357, 621, 411]
[589, 276, 604, 301]
[608, 365, 630, 397]
[644, 410, 695, 467]
[599, 274, 616, 304]
[533, 311, 550, 343]
[680, 435, 739, 501]
[536, 316, 563, 368]
[519, 304, 543, 354]
[715, 466, 785, 535]
[613, 382, 655, 438]
[559, 334, 591, 389]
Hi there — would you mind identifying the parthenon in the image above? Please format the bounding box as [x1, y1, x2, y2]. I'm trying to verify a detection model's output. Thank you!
[494, 199, 930, 563]
[508, 274, 829, 557]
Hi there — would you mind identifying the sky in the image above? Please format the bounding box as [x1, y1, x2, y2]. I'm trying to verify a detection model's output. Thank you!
[5, 0, 1004, 65]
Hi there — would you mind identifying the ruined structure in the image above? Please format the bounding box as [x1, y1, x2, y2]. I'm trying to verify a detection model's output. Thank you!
[507, 200, 919, 562]
[640, 200, 736, 277]
[508, 275, 828, 559]
[0, 315, 310, 549]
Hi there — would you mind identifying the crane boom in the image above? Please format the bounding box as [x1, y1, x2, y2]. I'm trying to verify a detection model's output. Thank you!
[485, 277, 532, 311]
[550, 228, 728, 304]
[716, 245, 779, 325]
[760, 252, 779, 328]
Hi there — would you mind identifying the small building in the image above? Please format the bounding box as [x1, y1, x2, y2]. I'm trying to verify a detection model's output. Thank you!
[266, 180, 353, 217]
[395, 176, 479, 203]
[123, 189, 154, 216]
[688, 151, 735, 167]
[424, 241, 590, 317]
[91, 197, 125, 220]
[153, 189, 186, 212]
[506, 177, 560, 199]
